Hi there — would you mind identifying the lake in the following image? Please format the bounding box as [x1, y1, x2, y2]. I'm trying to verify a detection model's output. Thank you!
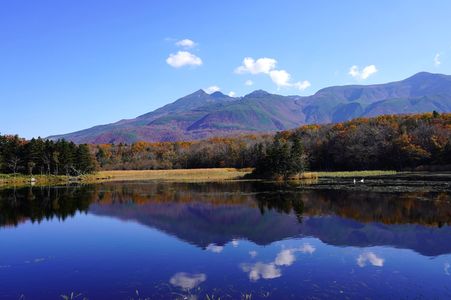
[0, 181, 450, 299]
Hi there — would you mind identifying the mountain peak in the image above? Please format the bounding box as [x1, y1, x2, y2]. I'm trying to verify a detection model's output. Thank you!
[409, 71, 435, 77]
[210, 91, 227, 98]
[404, 71, 445, 82]
[192, 89, 208, 96]
[244, 89, 271, 98]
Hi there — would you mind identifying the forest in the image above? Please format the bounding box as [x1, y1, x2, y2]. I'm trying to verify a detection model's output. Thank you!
[0, 137, 96, 176]
[0, 112, 450, 177]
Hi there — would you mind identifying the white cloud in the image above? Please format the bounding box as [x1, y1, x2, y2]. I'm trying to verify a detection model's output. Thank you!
[240, 262, 281, 281]
[349, 65, 359, 78]
[434, 53, 441, 66]
[245, 79, 254, 86]
[176, 39, 196, 48]
[166, 51, 202, 68]
[294, 80, 311, 91]
[228, 91, 236, 97]
[235, 57, 277, 75]
[445, 262, 450, 275]
[204, 85, 221, 94]
[357, 252, 384, 267]
[348, 64, 378, 80]
[235, 57, 310, 91]
[206, 243, 224, 253]
[270, 72, 311, 91]
[269, 69, 291, 87]
[361, 65, 378, 79]
[169, 272, 207, 290]
[249, 250, 258, 258]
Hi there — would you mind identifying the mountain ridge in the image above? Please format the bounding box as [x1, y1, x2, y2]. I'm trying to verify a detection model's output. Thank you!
[48, 72, 451, 144]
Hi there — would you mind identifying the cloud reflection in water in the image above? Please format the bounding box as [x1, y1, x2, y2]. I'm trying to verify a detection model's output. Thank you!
[357, 252, 384, 267]
[240, 262, 282, 281]
[241, 243, 316, 281]
[169, 272, 207, 290]
[206, 243, 224, 253]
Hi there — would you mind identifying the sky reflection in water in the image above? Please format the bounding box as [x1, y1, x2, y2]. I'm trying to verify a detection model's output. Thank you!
[0, 182, 450, 299]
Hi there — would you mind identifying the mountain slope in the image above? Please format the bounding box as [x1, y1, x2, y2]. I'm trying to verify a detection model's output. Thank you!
[48, 72, 451, 143]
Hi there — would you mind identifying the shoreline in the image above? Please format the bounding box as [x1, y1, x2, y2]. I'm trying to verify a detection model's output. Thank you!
[1, 169, 450, 193]
[0, 168, 252, 188]
[1, 169, 398, 188]
[2, 169, 451, 190]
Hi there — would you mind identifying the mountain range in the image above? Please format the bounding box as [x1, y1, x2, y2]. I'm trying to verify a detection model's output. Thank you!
[49, 72, 451, 144]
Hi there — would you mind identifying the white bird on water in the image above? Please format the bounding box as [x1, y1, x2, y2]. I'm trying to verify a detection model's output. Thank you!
[360, 178, 364, 183]
[353, 178, 356, 184]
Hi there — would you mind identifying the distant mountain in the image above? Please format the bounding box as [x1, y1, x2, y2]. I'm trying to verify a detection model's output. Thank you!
[48, 72, 451, 143]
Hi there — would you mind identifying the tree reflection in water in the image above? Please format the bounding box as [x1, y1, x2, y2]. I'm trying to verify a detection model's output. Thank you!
[0, 182, 450, 256]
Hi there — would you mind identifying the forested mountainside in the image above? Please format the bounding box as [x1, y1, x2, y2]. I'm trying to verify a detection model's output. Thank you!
[48, 72, 451, 144]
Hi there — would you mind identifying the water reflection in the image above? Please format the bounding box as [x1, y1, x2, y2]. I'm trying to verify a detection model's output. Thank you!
[169, 272, 207, 290]
[0, 182, 450, 299]
[0, 186, 92, 227]
[356, 252, 384, 268]
[249, 250, 258, 258]
[241, 243, 316, 281]
[206, 243, 224, 253]
[0, 182, 450, 257]
[241, 261, 281, 281]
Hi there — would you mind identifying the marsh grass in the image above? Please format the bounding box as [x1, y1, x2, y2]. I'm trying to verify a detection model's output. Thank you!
[0, 169, 399, 188]
[316, 170, 397, 177]
[88, 168, 253, 182]
[293, 172, 319, 179]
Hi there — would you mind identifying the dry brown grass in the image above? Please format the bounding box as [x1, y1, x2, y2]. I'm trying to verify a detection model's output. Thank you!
[298, 172, 319, 179]
[317, 170, 397, 177]
[90, 168, 252, 182]
[0, 169, 398, 188]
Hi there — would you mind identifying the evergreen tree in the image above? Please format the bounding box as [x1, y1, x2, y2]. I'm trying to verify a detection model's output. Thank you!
[289, 137, 307, 176]
[253, 133, 303, 179]
[75, 144, 96, 174]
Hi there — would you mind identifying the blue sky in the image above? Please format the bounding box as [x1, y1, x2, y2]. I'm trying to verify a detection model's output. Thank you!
[1, 0, 450, 138]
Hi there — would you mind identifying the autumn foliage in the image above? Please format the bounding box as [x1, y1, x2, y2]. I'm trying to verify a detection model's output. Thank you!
[91, 112, 450, 172]
[1, 113, 450, 175]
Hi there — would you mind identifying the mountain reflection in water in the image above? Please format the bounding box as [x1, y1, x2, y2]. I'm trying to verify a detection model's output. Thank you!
[1, 181, 450, 256]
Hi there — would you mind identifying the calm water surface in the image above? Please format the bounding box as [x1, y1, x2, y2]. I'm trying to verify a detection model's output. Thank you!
[0, 181, 450, 299]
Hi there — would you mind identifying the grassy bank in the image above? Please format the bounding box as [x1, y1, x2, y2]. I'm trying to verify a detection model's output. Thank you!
[0, 174, 71, 187]
[82, 168, 254, 183]
[0, 169, 399, 188]
[316, 170, 397, 177]
[1, 169, 253, 187]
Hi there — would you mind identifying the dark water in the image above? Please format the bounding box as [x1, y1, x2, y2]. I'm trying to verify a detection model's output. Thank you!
[0, 181, 450, 299]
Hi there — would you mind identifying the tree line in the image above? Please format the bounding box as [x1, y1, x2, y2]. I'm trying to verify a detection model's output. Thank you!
[92, 112, 451, 176]
[1, 112, 450, 177]
[0, 136, 96, 176]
